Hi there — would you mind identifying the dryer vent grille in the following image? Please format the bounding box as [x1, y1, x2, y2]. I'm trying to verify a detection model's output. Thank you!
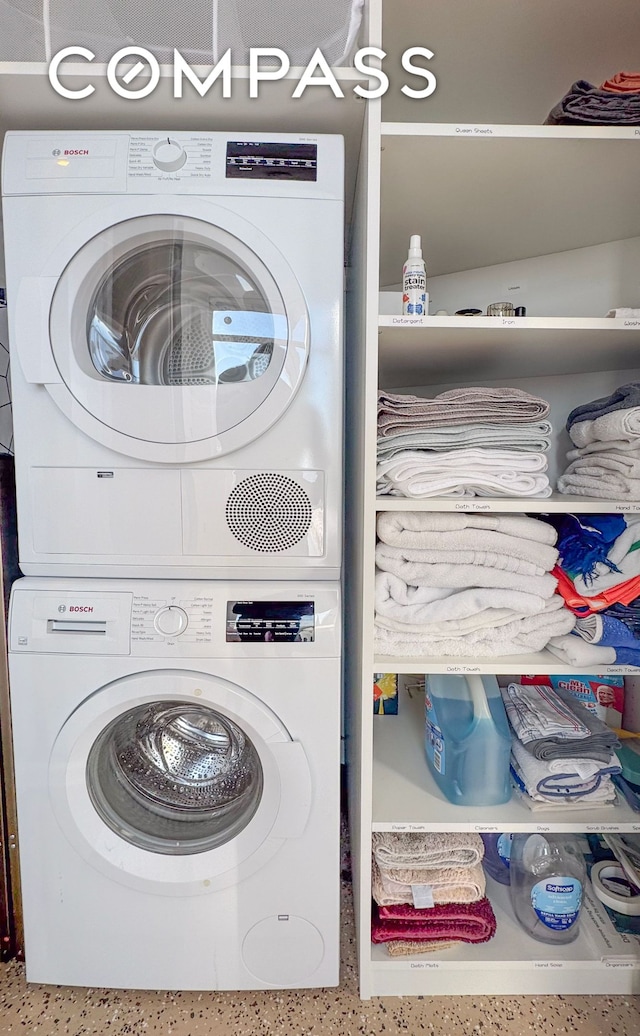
[225, 474, 312, 553]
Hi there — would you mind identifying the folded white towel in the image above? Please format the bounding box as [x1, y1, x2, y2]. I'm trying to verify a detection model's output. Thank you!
[569, 407, 640, 448]
[557, 471, 640, 500]
[565, 449, 640, 479]
[545, 634, 616, 666]
[375, 571, 550, 627]
[375, 543, 558, 598]
[377, 510, 557, 544]
[376, 449, 552, 499]
[376, 513, 558, 570]
[374, 604, 575, 658]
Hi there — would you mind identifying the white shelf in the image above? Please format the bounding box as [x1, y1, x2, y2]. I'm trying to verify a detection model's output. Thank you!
[372, 685, 640, 832]
[379, 134, 640, 286]
[373, 654, 640, 678]
[375, 494, 640, 514]
[368, 879, 640, 996]
[378, 316, 640, 389]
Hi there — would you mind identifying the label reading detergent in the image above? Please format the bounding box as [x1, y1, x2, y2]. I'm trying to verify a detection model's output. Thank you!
[531, 877, 582, 931]
[497, 833, 513, 868]
[425, 689, 445, 774]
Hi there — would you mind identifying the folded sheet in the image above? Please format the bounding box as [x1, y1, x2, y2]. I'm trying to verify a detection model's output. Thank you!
[377, 387, 551, 436]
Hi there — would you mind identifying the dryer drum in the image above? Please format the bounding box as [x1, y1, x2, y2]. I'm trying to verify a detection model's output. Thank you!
[87, 240, 276, 386]
[86, 701, 264, 855]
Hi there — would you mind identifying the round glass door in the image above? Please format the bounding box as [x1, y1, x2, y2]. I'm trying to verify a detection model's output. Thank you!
[47, 210, 309, 462]
[87, 239, 276, 388]
[86, 700, 263, 856]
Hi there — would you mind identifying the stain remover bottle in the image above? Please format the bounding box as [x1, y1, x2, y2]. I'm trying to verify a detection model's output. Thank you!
[402, 235, 428, 316]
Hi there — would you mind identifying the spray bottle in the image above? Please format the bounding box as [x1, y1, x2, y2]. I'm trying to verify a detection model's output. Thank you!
[402, 235, 428, 316]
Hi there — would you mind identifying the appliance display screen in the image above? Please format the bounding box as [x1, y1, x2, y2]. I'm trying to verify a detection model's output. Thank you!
[226, 142, 318, 181]
[226, 601, 315, 642]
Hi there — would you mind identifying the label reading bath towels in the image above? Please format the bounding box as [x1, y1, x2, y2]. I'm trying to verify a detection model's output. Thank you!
[531, 877, 583, 931]
[425, 690, 445, 774]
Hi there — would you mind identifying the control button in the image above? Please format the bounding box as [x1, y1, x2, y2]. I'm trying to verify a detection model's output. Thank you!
[152, 138, 187, 172]
[154, 606, 189, 637]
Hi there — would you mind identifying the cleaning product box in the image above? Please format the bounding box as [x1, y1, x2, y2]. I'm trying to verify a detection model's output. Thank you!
[373, 673, 398, 715]
[520, 674, 624, 728]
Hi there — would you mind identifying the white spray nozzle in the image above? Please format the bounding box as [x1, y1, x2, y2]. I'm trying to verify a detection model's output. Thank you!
[408, 234, 422, 258]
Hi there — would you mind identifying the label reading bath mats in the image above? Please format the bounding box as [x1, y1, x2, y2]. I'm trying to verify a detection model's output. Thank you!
[531, 876, 583, 931]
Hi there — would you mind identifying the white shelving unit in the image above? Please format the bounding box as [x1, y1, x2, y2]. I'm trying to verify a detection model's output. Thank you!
[345, 0, 640, 999]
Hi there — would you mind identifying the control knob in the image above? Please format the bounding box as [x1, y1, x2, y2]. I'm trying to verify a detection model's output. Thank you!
[152, 138, 187, 172]
[154, 606, 189, 637]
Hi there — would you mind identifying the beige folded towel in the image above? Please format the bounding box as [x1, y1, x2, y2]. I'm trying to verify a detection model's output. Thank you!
[372, 831, 484, 869]
[372, 861, 486, 906]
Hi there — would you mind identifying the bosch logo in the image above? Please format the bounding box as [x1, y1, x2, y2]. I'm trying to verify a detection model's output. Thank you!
[69, 605, 93, 613]
[52, 149, 61, 156]
[64, 149, 89, 156]
[57, 604, 66, 613]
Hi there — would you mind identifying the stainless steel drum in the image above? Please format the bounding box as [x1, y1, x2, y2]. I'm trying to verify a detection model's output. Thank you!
[87, 240, 275, 386]
[86, 700, 264, 855]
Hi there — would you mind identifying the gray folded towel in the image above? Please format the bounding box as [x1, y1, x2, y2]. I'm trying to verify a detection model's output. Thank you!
[377, 421, 553, 459]
[378, 387, 550, 436]
[524, 687, 620, 764]
[545, 80, 640, 126]
[566, 383, 640, 431]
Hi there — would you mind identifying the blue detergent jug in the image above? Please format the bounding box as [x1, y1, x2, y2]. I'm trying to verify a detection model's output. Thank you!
[424, 674, 512, 806]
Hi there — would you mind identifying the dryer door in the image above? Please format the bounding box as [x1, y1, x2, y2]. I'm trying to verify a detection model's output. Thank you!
[47, 209, 309, 463]
[48, 670, 312, 896]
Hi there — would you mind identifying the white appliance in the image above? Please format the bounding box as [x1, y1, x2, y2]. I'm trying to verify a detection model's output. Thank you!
[8, 577, 341, 990]
[2, 131, 343, 578]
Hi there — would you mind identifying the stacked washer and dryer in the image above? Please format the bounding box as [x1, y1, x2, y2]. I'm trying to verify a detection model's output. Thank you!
[1, 131, 344, 990]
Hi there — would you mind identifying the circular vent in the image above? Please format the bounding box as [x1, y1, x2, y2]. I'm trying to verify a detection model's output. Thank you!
[226, 474, 313, 552]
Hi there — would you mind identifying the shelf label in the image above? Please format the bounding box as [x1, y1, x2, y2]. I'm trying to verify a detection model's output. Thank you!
[613, 504, 640, 512]
[409, 961, 441, 969]
[446, 666, 481, 673]
[584, 824, 628, 833]
[604, 961, 636, 969]
[533, 961, 565, 969]
[454, 502, 492, 511]
[454, 126, 494, 136]
[502, 318, 517, 326]
[535, 826, 551, 833]
[389, 316, 426, 326]
[623, 320, 640, 327]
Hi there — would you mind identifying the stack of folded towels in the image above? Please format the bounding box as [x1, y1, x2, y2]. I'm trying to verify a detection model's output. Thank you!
[377, 386, 553, 499]
[501, 682, 621, 811]
[558, 383, 640, 500]
[374, 511, 576, 657]
[545, 72, 640, 125]
[542, 512, 640, 668]
[371, 832, 497, 956]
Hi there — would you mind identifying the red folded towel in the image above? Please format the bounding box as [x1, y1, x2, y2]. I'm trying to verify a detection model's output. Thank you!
[371, 897, 497, 945]
[601, 72, 640, 94]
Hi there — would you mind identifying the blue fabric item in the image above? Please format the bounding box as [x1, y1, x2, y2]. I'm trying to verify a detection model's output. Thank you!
[614, 646, 640, 667]
[547, 513, 626, 582]
[566, 383, 640, 430]
[608, 598, 640, 635]
[598, 615, 640, 648]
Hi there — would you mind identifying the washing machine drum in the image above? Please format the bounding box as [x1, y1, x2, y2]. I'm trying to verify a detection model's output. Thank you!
[86, 701, 264, 855]
[47, 212, 310, 462]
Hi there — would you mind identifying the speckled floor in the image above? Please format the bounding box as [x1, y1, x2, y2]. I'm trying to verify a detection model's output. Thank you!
[1, 872, 639, 1036]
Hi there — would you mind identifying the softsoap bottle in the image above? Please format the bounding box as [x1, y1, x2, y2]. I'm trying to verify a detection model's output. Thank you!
[402, 235, 428, 316]
[509, 834, 586, 944]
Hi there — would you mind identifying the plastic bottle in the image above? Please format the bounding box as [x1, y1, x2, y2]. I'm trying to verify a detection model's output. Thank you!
[402, 235, 428, 316]
[424, 674, 512, 806]
[509, 834, 586, 944]
[481, 833, 513, 884]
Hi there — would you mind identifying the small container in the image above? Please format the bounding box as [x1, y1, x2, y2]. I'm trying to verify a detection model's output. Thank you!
[482, 833, 513, 884]
[487, 302, 515, 316]
[402, 235, 428, 316]
[455, 308, 482, 316]
[515, 306, 527, 317]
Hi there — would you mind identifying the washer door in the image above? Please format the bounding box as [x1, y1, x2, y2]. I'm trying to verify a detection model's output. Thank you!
[49, 670, 312, 896]
[46, 208, 309, 463]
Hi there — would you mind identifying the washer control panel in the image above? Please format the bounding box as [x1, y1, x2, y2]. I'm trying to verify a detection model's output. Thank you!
[132, 596, 213, 644]
[128, 133, 213, 181]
